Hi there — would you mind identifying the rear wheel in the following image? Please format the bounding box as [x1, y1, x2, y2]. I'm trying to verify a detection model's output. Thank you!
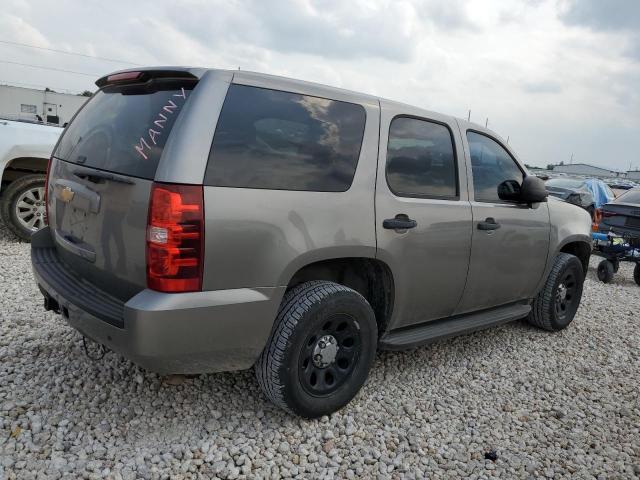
[634, 264, 640, 286]
[597, 260, 615, 283]
[255, 281, 377, 418]
[0, 175, 47, 241]
[528, 253, 584, 331]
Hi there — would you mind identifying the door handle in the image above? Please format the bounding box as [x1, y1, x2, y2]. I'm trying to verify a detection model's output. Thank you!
[383, 214, 417, 230]
[477, 217, 501, 231]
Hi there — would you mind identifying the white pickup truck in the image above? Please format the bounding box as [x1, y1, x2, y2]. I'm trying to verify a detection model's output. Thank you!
[0, 119, 62, 240]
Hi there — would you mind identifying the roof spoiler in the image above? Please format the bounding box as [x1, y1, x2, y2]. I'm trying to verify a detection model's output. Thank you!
[95, 67, 202, 88]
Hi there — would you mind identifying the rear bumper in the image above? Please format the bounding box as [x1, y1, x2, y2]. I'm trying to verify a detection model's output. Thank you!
[31, 227, 285, 374]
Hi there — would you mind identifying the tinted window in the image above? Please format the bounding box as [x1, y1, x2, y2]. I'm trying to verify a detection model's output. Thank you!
[55, 83, 193, 179]
[205, 85, 365, 191]
[386, 117, 457, 198]
[467, 131, 523, 202]
[616, 189, 640, 204]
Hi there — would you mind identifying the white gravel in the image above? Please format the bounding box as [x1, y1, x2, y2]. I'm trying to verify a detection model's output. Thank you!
[0, 222, 639, 479]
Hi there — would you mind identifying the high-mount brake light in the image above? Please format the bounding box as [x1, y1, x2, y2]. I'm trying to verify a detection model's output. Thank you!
[106, 71, 142, 83]
[146, 183, 204, 293]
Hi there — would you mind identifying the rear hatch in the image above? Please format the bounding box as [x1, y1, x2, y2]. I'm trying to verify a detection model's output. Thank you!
[601, 202, 640, 233]
[47, 71, 197, 301]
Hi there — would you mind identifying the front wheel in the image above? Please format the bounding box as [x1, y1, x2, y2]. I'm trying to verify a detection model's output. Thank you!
[528, 253, 585, 331]
[0, 174, 47, 241]
[255, 281, 377, 418]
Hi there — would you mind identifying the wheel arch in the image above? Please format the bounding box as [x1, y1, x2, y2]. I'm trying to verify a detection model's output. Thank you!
[557, 237, 591, 278]
[1, 156, 48, 186]
[285, 256, 395, 337]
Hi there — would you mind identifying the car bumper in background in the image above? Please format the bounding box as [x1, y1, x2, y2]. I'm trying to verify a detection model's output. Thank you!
[31, 227, 284, 374]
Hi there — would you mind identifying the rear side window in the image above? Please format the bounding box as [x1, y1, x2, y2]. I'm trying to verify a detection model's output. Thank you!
[467, 131, 524, 203]
[386, 117, 458, 198]
[205, 84, 366, 191]
[54, 83, 193, 179]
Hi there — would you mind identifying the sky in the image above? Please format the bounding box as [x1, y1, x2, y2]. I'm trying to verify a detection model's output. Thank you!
[1, 0, 639, 171]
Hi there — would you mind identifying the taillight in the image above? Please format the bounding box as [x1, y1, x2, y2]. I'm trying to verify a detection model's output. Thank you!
[601, 210, 617, 218]
[592, 208, 601, 232]
[44, 157, 52, 224]
[146, 183, 204, 293]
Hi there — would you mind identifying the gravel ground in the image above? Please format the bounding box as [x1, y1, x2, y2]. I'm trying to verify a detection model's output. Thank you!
[0, 222, 638, 480]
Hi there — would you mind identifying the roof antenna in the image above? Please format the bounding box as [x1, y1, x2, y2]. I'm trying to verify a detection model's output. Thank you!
[467, 110, 471, 121]
[485, 118, 489, 128]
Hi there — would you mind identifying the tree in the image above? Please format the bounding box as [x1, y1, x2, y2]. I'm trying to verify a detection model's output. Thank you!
[559, 161, 564, 166]
[546, 164, 555, 170]
[79, 90, 93, 97]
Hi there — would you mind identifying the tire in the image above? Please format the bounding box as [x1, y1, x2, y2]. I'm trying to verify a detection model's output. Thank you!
[597, 260, 615, 284]
[255, 280, 377, 418]
[612, 259, 620, 273]
[634, 264, 640, 287]
[0, 174, 47, 241]
[528, 253, 584, 331]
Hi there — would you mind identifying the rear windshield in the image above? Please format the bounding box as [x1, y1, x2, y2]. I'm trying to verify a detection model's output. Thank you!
[616, 189, 640, 204]
[54, 83, 193, 179]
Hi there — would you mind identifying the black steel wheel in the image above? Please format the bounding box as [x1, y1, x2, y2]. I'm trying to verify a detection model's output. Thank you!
[256, 281, 377, 418]
[554, 268, 578, 323]
[298, 313, 361, 397]
[634, 263, 640, 287]
[528, 253, 584, 331]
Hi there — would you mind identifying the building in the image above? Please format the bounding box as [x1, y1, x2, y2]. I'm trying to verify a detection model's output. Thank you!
[626, 170, 640, 180]
[0, 85, 89, 126]
[553, 163, 622, 178]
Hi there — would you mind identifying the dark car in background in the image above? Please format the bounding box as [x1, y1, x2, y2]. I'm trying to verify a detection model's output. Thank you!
[600, 188, 640, 240]
[545, 177, 615, 219]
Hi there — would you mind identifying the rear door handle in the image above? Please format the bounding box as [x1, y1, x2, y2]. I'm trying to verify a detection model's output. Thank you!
[478, 217, 501, 231]
[383, 214, 417, 230]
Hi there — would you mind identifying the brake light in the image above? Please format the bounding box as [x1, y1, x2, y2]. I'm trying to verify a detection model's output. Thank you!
[601, 210, 617, 218]
[44, 157, 52, 224]
[146, 183, 204, 293]
[106, 71, 142, 83]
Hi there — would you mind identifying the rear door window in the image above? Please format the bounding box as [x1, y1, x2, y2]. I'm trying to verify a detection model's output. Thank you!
[54, 83, 193, 179]
[205, 84, 366, 192]
[386, 116, 458, 199]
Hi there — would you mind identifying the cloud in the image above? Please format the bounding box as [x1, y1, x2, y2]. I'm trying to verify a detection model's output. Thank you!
[559, 0, 640, 62]
[559, 0, 640, 31]
[522, 80, 563, 94]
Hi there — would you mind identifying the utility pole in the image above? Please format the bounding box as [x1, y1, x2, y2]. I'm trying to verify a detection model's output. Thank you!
[467, 110, 471, 121]
[570, 153, 574, 164]
[485, 118, 488, 128]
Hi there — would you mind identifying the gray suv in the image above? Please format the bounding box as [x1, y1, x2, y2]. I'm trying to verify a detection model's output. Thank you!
[31, 67, 592, 418]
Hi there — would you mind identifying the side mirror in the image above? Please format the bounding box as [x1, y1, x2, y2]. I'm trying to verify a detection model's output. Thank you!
[498, 176, 548, 204]
[520, 175, 548, 203]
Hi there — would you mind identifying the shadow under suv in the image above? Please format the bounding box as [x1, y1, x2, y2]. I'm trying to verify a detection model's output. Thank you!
[32, 67, 592, 417]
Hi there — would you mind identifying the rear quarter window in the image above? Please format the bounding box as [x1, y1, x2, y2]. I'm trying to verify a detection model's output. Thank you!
[54, 83, 193, 180]
[204, 84, 366, 192]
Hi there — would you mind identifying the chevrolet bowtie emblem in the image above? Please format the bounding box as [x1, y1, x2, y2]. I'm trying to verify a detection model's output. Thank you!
[60, 186, 75, 203]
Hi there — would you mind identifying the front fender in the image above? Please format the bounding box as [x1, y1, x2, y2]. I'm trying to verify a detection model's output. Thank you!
[534, 198, 592, 294]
